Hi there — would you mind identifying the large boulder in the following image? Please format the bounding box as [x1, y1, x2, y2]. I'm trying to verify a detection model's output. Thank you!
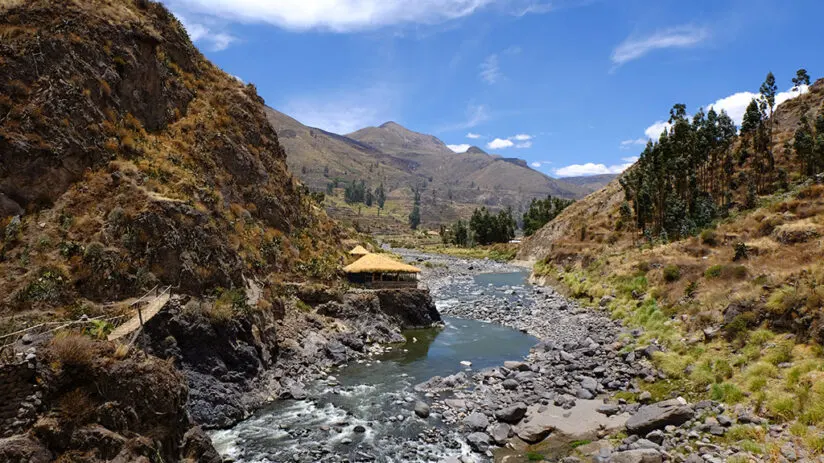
[610, 449, 663, 463]
[625, 399, 695, 435]
[465, 412, 490, 431]
[466, 432, 490, 453]
[495, 403, 527, 424]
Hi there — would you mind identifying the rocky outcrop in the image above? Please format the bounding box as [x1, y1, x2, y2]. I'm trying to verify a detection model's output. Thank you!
[0, 337, 219, 462]
[373, 289, 441, 328]
[142, 295, 281, 428]
[142, 288, 440, 429]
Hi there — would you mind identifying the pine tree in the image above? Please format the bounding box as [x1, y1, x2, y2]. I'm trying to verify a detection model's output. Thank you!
[794, 115, 814, 176]
[792, 69, 811, 89]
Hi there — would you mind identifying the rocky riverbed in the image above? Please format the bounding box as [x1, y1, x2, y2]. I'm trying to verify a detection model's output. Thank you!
[397, 249, 794, 463]
[209, 250, 794, 463]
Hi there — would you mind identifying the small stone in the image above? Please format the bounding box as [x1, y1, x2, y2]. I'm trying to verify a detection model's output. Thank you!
[502, 379, 519, 390]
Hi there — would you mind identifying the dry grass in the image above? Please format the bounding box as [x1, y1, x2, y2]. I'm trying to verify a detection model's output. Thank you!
[50, 333, 96, 369]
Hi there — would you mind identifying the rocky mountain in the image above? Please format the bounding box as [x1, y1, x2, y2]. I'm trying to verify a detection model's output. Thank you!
[266, 108, 597, 231]
[0, 0, 348, 460]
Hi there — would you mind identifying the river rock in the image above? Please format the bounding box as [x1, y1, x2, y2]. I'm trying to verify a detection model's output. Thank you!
[580, 376, 599, 392]
[504, 361, 529, 371]
[414, 401, 430, 418]
[625, 399, 695, 435]
[466, 432, 490, 452]
[495, 403, 527, 424]
[465, 412, 490, 430]
[489, 423, 511, 445]
[610, 449, 663, 463]
[502, 379, 519, 390]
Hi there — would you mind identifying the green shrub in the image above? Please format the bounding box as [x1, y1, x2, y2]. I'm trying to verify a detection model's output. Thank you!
[663, 264, 681, 282]
[700, 229, 718, 246]
[705, 265, 723, 278]
[710, 382, 744, 403]
[733, 242, 749, 261]
[766, 394, 796, 421]
[763, 340, 794, 365]
[684, 281, 698, 298]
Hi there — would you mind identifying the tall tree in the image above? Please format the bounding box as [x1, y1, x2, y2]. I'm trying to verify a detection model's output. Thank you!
[792, 69, 811, 89]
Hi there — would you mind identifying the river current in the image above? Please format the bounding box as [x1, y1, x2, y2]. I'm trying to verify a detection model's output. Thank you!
[211, 264, 537, 462]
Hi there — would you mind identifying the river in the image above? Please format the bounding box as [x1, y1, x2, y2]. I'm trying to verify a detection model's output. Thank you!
[211, 253, 540, 462]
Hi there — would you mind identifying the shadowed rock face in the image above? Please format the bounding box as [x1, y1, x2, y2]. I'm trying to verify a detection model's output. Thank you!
[373, 289, 441, 329]
[0, 339, 221, 463]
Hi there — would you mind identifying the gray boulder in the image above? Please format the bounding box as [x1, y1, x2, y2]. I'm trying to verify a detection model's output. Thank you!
[626, 399, 694, 435]
[466, 432, 490, 452]
[489, 423, 511, 445]
[414, 401, 430, 418]
[495, 403, 527, 424]
[610, 449, 663, 463]
[465, 412, 490, 430]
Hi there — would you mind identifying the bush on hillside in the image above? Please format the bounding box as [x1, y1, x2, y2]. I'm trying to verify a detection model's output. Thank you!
[663, 264, 681, 282]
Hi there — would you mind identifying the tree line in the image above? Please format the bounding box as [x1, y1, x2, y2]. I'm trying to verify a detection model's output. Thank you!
[336, 180, 386, 208]
[522, 195, 575, 236]
[621, 69, 817, 241]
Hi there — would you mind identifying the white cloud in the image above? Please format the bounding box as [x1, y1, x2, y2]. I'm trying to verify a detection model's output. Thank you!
[177, 14, 238, 51]
[530, 160, 552, 168]
[553, 158, 636, 177]
[447, 144, 472, 153]
[644, 120, 672, 140]
[169, 0, 554, 32]
[283, 84, 397, 135]
[612, 25, 709, 66]
[530, 162, 542, 167]
[487, 138, 514, 149]
[638, 84, 811, 143]
[485, 133, 534, 149]
[620, 138, 646, 149]
[706, 85, 809, 126]
[466, 132, 482, 139]
[622, 156, 639, 163]
[480, 54, 501, 84]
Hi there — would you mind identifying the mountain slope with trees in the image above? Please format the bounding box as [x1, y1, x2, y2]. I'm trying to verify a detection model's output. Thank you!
[266, 108, 611, 232]
[519, 73, 824, 454]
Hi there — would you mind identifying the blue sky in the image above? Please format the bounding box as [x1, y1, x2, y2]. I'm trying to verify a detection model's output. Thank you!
[163, 0, 821, 177]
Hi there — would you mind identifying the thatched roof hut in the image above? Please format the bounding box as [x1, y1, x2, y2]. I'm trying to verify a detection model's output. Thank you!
[343, 253, 420, 274]
[348, 245, 370, 256]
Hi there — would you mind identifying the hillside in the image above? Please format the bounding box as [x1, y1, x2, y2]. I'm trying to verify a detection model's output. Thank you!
[561, 173, 618, 192]
[0, 0, 353, 460]
[0, 1, 344, 319]
[266, 108, 594, 232]
[520, 76, 824, 452]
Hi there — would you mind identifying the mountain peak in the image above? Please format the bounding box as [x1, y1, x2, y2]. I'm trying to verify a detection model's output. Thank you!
[379, 121, 403, 129]
[466, 146, 487, 155]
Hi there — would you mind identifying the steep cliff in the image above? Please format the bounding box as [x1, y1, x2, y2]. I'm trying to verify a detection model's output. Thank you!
[0, 0, 344, 318]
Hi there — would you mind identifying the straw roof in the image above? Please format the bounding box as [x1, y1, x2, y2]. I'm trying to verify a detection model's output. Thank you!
[349, 245, 370, 255]
[343, 253, 421, 274]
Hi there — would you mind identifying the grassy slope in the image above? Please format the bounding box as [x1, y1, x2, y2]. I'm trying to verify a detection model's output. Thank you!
[522, 80, 824, 455]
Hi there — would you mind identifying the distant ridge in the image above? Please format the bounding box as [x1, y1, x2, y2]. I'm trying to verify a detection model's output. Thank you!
[266, 110, 614, 231]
